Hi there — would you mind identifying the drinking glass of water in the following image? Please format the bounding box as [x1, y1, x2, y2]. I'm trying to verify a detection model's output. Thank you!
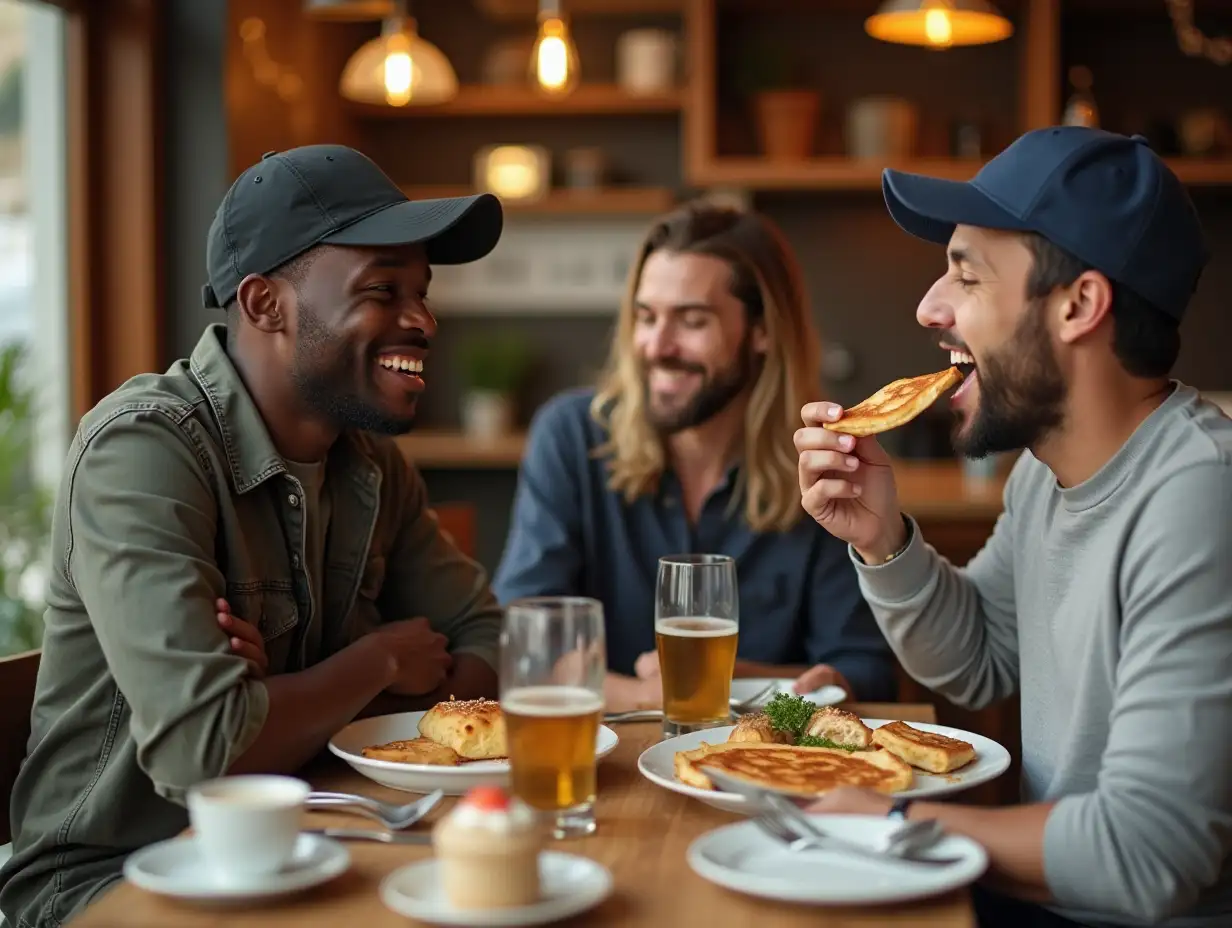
[500, 596, 606, 839]
[655, 554, 739, 737]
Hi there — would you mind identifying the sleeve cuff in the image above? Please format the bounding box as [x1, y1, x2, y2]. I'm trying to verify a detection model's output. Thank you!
[848, 515, 936, 604]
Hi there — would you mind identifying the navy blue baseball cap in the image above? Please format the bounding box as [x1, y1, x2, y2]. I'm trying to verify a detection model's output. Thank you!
[203, 144, 503, 309]
[882, 126, 1209, 321]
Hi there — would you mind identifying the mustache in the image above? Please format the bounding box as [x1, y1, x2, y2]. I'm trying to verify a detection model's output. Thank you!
[647, 359, 706, 375]
[375, 332, 431, 352]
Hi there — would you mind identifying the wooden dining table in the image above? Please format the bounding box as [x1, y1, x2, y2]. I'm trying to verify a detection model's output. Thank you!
[72, 701, 975, 927]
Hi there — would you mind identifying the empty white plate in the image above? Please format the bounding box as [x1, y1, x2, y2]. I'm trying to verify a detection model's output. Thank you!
[730, 679, 847, 709]
[688, 815, 987, 906]
[329, 710, 620, 795]
[123, 832, 349, 905]
[380, 851, 613, 926]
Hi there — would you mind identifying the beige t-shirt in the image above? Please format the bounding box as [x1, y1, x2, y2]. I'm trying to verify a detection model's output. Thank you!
[283, 457, 331, 667]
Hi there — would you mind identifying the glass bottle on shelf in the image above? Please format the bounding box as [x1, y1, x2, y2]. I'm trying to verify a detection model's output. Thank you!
[1062, 65, 1099, 128]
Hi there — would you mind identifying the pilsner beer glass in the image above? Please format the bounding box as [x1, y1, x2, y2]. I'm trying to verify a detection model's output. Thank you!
[655, 554, 739, 735]
[500, 596, 606, 839]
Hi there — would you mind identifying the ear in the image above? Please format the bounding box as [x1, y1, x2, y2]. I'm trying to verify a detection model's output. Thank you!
[1055, 269, 1113, 345]
[234, 274, 287, 334]
[749, 318, 770, 355]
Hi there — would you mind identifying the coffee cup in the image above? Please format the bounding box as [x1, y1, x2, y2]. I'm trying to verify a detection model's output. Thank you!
[186, 775, 310, 887]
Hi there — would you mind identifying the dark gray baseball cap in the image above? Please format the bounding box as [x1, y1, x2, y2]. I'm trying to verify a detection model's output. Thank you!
[202, 144, 503, 309]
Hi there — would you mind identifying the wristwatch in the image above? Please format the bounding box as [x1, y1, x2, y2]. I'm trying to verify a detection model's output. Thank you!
[888, 797, 913, 821]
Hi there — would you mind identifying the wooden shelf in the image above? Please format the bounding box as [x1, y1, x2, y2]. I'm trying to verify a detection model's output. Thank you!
[400, 185, 676, 215]
[476, 0, 682, 16]
[396, 431, 527, 469]
[347, 84, 683, 118]
[693, 157, 987, 191]
[395, 430, 1008, 517]
[1164, 159, 1232, 187]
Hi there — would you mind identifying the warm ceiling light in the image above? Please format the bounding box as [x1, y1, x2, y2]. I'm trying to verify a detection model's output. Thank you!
[338, 4, 458, 106]
[865, 0, 1013, 49]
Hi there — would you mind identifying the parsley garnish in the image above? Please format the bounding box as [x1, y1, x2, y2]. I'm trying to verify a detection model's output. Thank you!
[762, 692, 816, 738]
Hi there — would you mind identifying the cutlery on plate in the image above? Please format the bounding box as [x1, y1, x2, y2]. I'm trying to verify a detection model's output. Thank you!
[305, 828, 433, 845]
[699, 766, 963, 866]
[304, 789, 443, 830]
[730, 682, 777, 714]
[603, 709, 664, 723]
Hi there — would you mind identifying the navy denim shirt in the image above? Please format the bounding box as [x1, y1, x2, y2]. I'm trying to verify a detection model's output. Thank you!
[492, 389, 897, 701]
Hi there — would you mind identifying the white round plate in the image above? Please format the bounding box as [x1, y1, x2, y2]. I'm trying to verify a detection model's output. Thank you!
[123, 833, 349, 905]
[329, 711, 620, 795]
[730, 679, 846, 709]
[638, 718, 1011, 814]
[380, 851, 613, 926]
[687, 814, 987, 906]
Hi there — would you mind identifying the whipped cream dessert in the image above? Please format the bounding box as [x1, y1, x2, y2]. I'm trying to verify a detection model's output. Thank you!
[433, 786, 543, 909]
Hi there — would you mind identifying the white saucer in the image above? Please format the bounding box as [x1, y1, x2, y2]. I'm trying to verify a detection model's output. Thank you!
[123, 832, 349, 904]
[688, 815, 988, 906]
[329, 711, 620, 795]
[380, 851, 613, 926]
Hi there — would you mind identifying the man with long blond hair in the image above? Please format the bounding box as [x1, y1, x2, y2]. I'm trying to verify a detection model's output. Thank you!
[494, 200, 895, 711]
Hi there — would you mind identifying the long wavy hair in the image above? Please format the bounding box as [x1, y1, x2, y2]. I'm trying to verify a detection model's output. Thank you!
[588, 200, 822, 533]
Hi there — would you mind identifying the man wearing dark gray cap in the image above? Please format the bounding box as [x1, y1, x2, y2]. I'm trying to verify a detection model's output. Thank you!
[796, 126, 1232, 926]
[0, 145, 506, 927]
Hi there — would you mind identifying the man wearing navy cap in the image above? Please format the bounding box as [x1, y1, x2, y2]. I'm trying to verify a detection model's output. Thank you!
[0, 146, 507, 927]
[795, 126, 1232, 926]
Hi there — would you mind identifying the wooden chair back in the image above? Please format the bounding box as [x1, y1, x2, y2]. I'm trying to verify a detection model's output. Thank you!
[1, 648, 39, 845]
[433, 502, 477, 560]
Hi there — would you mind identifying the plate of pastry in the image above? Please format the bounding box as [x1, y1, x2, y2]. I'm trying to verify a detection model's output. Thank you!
[637, 693, 1010, 814]
[329, 697, 620, 795]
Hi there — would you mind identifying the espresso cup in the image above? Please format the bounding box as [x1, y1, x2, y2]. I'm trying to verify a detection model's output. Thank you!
[186, 775, 310, 887]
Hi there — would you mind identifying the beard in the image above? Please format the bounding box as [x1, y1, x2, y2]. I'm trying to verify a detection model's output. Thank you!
[643, 335, 759, 435]
[290, 302, 418, 436]
[953, 298, 1066, 459]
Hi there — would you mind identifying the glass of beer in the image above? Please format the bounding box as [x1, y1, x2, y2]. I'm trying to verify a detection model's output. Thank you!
[499, 596, 606, 839]
[655, 554, 739, 736]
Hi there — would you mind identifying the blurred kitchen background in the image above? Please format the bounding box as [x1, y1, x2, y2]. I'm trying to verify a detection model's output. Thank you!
[1, 0, 1231, 652]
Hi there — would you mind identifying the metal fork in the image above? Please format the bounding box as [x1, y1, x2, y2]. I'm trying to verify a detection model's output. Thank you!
[304, 789, 443, 830]
[603, 682, 779, 724]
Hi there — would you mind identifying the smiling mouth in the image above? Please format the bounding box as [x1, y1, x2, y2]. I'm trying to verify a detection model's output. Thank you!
[377, 355, 424, 378]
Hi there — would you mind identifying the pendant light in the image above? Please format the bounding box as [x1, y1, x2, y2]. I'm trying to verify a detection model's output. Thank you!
[529, 0, 580, 96]
[338, 0, 458, 107]
[865, 0, 1013, 50]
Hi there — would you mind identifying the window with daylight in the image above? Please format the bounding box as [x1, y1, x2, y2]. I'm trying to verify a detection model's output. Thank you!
[0, 0, 70, 657]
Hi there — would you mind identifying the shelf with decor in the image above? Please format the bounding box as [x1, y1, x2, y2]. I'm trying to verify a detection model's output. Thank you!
[345, 84, 684, 118]
[681, 0, 1055, 191]
[400, 185, 677, 214]
[1054, 0, 1232, 186]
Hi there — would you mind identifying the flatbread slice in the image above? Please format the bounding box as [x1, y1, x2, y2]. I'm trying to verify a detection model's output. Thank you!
[675, 740, 914, 797]
[823, 366, 963, 437]
[361, 737, 462, 766]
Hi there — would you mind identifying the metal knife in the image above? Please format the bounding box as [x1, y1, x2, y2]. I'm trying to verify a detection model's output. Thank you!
[306, 828, 432, 845]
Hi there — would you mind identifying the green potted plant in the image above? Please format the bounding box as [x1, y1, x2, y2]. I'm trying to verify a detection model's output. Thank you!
[0, 341, 52, 655]
[732, 40, 820, 161]
[456, 333, 533, 439]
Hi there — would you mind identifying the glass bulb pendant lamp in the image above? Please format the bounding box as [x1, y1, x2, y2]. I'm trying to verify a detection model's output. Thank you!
[529, 0, 580, 96]
[339, 5, 458, 106]
[865, 0, 1013, 49]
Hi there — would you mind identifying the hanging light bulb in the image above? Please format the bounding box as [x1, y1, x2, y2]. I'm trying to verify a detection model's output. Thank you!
[529, 0, 580, 96]
[339, 2, 458, 107]
[865, 0, 1013, 49]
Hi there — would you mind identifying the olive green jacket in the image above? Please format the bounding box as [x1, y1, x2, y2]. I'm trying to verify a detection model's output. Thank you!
[0, 325, 502, 928]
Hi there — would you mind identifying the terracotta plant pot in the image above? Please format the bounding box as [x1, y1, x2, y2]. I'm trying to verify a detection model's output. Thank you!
[754, 89, 821, 160]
